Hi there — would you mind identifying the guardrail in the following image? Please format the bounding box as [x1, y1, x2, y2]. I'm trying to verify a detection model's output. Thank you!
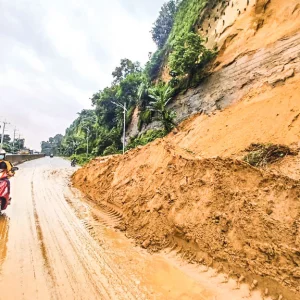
[6, 154, 46, 165]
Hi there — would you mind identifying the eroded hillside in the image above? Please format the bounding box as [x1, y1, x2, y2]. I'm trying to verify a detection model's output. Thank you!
[73, 0, 300, 299]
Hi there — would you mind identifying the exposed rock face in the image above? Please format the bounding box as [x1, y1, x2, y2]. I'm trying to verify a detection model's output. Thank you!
[127, 0, 300, 139]
[171, 33, 300, 123]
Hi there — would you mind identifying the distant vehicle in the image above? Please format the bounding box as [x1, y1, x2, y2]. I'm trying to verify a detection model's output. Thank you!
[50, 153, 54, 158]
[18, 150, 30, 155]
[71, 158, 76, 167]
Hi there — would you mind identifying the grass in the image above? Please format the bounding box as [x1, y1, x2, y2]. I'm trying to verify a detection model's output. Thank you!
[126, 129, 166, 150]
[168, 0, 208, 47]
[242, 143, 297, 167]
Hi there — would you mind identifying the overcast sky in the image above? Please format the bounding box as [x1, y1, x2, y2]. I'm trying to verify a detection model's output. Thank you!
[0, 0, 165, 150]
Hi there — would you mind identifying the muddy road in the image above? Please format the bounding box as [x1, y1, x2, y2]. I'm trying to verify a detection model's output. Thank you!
[0, 158, 265, 300]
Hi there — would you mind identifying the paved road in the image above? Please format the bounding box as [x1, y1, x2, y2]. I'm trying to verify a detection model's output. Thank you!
[0, 157, 216, 300]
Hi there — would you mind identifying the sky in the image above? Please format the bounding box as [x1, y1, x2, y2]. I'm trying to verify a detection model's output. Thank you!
[0, 0, 165, 150]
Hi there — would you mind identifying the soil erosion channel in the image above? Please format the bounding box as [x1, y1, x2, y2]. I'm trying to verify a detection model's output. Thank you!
[0, 157, 267, 300]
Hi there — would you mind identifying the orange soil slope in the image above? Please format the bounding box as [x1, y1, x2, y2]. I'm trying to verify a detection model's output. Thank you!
[170, 75, 300, 157]
[73, 1, 300, 298]
[216, 0, 300, 68]
[73, 141, 300, 299]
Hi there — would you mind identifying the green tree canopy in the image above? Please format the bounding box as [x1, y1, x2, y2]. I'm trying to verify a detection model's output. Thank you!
[151, 0, 179, 48]
[148, 84, 176, 132]
[168, 32, 206, 76]
[112, 58, 141, 85]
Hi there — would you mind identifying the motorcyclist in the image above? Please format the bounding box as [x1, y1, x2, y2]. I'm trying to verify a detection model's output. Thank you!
[0, 149, 14, 178]
[71, 157, 77, 167]
[0, 149, 15, 196]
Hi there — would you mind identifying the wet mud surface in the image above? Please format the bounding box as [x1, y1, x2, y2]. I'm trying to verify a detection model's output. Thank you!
[0, 157, 266, 300]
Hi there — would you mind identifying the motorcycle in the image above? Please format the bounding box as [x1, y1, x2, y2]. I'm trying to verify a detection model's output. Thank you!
[0, 167, 19, 213]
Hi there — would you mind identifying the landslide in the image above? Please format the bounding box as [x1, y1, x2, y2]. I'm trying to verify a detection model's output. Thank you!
[72, 0, 300, 298]
[170, 74, 300, 158]
[73, 140, 300, 299]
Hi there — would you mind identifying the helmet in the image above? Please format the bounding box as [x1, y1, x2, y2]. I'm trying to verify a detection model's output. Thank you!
[0, 149, 6, 160]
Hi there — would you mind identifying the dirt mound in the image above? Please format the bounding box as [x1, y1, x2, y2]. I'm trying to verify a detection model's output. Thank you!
[267, 155, 300, 181]
[73, 140, 300, 299]
[72, 2, 300, 298]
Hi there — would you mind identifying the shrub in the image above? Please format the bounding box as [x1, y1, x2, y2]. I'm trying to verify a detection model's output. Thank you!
[169, 32, 209, 76]
[138, 109, 153, 131]
[103, 144, 120, 156]
[242, 143, 298, 167]
[145, 49, 166, 81]
[126, 129, 166, 150]
[70, 154, 93, 166]
[148, 84, 177, 132]
[168, 0, 208, 46]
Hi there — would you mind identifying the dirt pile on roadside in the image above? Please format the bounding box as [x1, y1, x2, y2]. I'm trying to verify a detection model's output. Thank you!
[73, 140, 300, 299]
[72, 2, 300, 298]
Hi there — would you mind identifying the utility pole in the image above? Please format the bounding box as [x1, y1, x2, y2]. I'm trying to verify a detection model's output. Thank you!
[111, 101, 127, 154]
[0, 120, 10, 150]
[18, 134, 21, 152]
[12, 127, 18, 154]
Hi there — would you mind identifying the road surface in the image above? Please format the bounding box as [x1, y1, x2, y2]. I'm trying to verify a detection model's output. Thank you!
[0, 158, 264, 300]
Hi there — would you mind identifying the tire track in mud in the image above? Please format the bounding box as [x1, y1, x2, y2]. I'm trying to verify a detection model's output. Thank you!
[54, 182, 146, 298]
[30, 178, 58, 299]
[0, 214, 9, 270]
[3, 158, 259, 300]
[40, 168, 148, 299]
[68, 172, 268, 300]
[36, 169, 101, 299]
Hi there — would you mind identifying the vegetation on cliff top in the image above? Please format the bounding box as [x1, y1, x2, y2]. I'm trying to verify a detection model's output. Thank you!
[41, 0, 214, 162]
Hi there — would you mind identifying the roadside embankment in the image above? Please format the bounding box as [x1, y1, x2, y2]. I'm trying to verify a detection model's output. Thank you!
[73, 141, 300, 299]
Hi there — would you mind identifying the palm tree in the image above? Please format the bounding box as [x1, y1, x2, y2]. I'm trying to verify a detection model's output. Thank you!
[148, 84, 176, 132]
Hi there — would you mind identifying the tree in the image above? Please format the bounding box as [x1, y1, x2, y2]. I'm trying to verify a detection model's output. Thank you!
[137, 80, 151, 110]
[148, 84, 176, 132]
[42, 59, 146, 158]
[41, 141, 51, 155]
[61, 109, 98, 156]
[151, 0, 179, 48]
[94, 86, 119, 130]
[112, 59, 141, 85]
[169, 32, 216, 81]
[117, 73, 142, 107]
[0, 134, 11, 144]
[1, 135, 12, 153]
[169, 32, 205, 76]
[144, 49, 166, 81]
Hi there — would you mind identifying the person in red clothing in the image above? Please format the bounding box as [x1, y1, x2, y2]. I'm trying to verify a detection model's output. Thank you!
[0, 149, 17, 195]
